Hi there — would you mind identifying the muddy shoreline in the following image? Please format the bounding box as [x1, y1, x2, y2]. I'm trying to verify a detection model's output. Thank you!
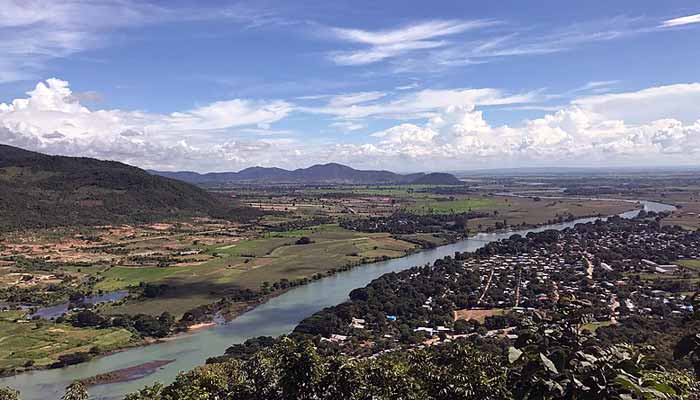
[80, 360, 175, 387]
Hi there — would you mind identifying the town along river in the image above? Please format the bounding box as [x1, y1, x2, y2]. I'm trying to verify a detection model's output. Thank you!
[0, 200, 676, 400]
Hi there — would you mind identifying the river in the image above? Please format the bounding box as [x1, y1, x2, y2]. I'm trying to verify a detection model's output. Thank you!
[30, 291, 130, 320]
[0, 200, 675, 399]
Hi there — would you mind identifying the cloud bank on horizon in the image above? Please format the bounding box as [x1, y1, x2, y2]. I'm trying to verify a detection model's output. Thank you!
[0, 1, 699, 172]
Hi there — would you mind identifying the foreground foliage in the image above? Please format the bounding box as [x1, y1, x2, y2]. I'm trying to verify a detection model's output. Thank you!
[123, 338, 511, 400]
[7, 327, 684, 400]
[122, 318, 700, 400]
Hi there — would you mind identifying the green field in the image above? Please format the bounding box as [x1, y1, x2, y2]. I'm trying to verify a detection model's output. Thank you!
[102, 225, 417, 316]
[211, 237, 295, 257]
[581, 320, 615, 333]
[411, 198, 497, 214]
[302, 185, 452, 198]
[0, 316, 136, 373]
[396, 233, 450, 247]
[677, 259, 700, 272]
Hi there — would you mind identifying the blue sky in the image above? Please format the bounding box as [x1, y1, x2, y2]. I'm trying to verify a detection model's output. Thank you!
[1, 0, 699, 172]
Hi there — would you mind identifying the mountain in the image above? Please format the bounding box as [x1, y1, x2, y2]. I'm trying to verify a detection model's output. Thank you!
[151, 163, 459, 185]
[410, 172, 462, 185]
[0, 145, 250, 230]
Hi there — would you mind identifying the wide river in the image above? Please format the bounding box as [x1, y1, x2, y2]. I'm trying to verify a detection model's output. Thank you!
[0, 200, 675, 399]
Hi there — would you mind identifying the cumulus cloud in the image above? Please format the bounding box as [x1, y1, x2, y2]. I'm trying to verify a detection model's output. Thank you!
[2, 79, 700, 172]
[0, 78, 296, 170]
[332, 88, 700, 169]
[572, 83, 700, 124]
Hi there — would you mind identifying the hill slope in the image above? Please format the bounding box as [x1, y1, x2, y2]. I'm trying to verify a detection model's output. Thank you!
[151, 164, 459, 185]
[0, 145, 239, 230]
[410, 172, 463, 185]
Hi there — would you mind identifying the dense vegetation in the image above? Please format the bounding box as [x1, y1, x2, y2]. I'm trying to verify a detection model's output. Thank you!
[0, 145, 262, 230]
[410, 172, 463, 185]
[340, 210, 488, 234]
[6, 326, 696, 400]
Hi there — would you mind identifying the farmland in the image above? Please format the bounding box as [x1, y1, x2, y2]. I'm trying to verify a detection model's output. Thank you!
[0, 179, 648, 374]
[101, 224, 419, 316]
[0, 310, 137, 375]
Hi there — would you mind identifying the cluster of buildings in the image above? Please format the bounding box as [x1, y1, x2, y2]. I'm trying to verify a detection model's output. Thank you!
[321, 220, 700, 354]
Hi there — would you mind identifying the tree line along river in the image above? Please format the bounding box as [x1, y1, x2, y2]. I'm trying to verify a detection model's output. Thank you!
[0, 200, 676, 400]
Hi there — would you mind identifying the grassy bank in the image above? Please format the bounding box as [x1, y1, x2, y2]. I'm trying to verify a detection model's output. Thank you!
[0, 311, 137, 375]
[100, 225, 420, 316]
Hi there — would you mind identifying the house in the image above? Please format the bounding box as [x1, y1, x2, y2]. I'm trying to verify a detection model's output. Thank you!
[350, 317, 366, 329]
[654, 265, 678, 274]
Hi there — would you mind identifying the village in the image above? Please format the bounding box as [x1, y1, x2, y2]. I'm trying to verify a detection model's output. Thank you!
[307, 214, 700, 356]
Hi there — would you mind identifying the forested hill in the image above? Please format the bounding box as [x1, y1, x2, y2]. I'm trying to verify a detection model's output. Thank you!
[151, 163, 461, 185]
[410, 172, 463, 185]
[0, 145, 250, 230]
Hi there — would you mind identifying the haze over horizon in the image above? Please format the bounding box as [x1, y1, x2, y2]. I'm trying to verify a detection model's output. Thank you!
[1, 1, 699, 173]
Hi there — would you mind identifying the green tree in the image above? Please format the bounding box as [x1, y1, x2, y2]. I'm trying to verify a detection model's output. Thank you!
[0, 386, 20, 400]
[675, 292, 700, 378]
[675, 333, 700, 378]
[509, 322, 697, 399]
[278, 338, 324, 400]
[317, 356, 363, 400]
[123, 383, 164, 400]
[410, 343, 511, 399]
[61, 381, 88, 400]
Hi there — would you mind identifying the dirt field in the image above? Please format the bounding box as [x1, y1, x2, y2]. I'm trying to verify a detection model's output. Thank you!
[103, 225, 418, 316]
[453, 308, 505, 323]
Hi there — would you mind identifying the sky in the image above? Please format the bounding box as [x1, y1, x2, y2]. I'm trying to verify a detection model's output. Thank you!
[0, 0, 699, 172]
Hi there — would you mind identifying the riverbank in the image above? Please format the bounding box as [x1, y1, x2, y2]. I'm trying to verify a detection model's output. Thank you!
[1, 200, 664, 400]
[79, 360, 175, 387]
[4, 198, 641, 380]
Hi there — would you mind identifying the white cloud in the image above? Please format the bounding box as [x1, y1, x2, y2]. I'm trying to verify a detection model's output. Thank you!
[0, 78, 296, 170]
[0, 1, 167, 82]
[329, 20, 497, 65]
[569, 80, 620, 94]
[573, 83, 700, 124]
[396, 83, 419, 91]
[0, 1, 291, 83]
[329, 121, 365, 132]
[329, 84, 700, 170]
[303, 87, 540, 120]
[389, 16, 654, 73]
[661, 14, 700, 28]
[3, 79, 700, 172]
[161, 99, 292, 131]
[327, 91, 387, 107]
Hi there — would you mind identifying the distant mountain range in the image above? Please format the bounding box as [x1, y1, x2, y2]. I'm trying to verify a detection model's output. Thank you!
[150, 163, 462, 185]
[0, 145, 256, 230]
[452, 166, 700, 177]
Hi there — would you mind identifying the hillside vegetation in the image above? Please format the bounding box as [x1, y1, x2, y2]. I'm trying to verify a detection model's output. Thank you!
[0, 145, 257, 230]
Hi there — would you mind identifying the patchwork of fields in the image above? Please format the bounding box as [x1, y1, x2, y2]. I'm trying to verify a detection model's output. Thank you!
[101, 225, 418, 316]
